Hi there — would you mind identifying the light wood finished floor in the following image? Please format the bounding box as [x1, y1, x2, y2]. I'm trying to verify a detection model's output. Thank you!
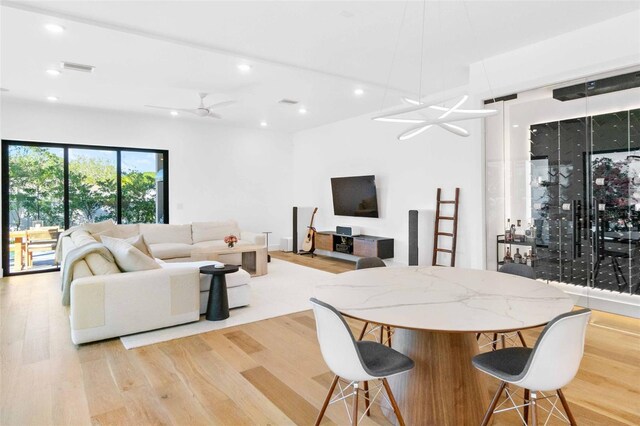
[1, 252, 638, 425]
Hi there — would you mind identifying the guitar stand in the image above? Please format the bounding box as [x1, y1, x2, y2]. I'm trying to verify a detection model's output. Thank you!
[298, 250, 315, 258]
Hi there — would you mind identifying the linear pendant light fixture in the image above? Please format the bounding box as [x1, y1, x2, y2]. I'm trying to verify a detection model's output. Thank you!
[373, 0, 497, 140]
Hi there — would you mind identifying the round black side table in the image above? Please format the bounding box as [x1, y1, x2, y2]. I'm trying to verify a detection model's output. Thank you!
[199, 264, 239, 321]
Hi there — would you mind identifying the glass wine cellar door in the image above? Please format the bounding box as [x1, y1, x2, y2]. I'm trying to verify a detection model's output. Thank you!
[530, 109, 640, 294]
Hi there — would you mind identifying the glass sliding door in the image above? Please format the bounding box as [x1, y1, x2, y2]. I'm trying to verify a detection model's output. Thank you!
[4, 145, 64, 273]
[68, 148, 117, 226]
[121, 151, 165, 224]
[2, 141, 169, 276]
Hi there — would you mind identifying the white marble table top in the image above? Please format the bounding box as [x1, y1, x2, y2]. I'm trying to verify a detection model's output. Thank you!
[314, 266, 574, 332]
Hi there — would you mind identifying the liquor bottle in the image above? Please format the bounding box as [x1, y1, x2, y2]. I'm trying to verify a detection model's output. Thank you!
[511, 222, 517, 242]
[526, 249, 533, 266]
[503, 247, 513, 263]
[524, 221, 532, 241]
[515, 220, 525, 242]
[514, 248, 522, 264]
[505, 218, 512, 242]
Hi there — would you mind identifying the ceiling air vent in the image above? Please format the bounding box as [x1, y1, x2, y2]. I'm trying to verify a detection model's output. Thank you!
[278, 98, 299, 105]
[60, 61, 95, 73]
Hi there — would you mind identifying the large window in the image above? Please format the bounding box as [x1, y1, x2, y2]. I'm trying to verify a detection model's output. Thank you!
[1, 141, 169, 276]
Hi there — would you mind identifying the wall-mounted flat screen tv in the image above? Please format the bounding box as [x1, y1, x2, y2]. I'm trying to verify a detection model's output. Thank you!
[331, 175, 379, 218]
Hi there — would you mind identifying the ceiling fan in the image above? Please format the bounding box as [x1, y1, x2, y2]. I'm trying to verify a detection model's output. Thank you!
[145, 92, 235, 119]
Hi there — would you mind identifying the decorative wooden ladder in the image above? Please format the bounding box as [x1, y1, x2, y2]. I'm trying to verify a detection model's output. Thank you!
[432, 188, 460, 267]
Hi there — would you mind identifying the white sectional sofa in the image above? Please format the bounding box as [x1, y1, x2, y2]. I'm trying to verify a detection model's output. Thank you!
[59, 220, 262, 344]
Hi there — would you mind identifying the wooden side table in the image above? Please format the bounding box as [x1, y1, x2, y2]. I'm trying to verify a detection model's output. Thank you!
[199, 264, 239, 321]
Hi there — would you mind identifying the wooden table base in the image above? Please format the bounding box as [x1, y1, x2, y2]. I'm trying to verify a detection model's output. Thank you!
[381, 329, 490, 425]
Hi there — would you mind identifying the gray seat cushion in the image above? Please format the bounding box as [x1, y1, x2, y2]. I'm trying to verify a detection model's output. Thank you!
[356, 257, 386, 270]
[472, 347, 533, 381]
[356, 341, 414, 377]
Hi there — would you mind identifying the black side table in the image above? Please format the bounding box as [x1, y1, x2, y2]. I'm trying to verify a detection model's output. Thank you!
[199, 264, 239, 321]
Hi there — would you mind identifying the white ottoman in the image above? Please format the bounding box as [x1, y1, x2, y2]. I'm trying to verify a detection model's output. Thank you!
[198, 267, 251, 314]
[159, 260, 252, 315]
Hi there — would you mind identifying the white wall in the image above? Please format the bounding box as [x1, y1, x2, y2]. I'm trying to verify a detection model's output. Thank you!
[470, 11, 640, 99]
[0, 98, 293, 260]
[291, 90, 486, 268]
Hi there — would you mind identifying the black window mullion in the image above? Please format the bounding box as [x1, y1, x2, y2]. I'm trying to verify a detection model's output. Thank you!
[63, 147, 70, 230]
[2, 141, 10, 276]
[163, 152, 169, 224]
[116, 150, 122, 224]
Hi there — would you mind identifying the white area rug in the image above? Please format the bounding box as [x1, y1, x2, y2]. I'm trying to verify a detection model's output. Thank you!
[120, 258, 334, 349]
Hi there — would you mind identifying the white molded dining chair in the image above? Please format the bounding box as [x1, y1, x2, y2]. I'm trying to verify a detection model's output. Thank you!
[473, 308, 591, 426]
[477, 263, 536, 350]
[354, 257, 392, 346]
[310, 298, 414, 426]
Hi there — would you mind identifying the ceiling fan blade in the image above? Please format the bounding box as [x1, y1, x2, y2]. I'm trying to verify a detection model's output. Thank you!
[207, 112, 222, 119]
[145, 105, 198, 114]
[205, 100, 235, 110]
[144, 105, 181, 111]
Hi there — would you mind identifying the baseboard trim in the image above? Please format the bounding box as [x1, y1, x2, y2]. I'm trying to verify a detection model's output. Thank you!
[547, 280, 640, 319]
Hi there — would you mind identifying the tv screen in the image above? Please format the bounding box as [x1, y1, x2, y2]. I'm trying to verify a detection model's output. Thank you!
[331, 175, 379, 218]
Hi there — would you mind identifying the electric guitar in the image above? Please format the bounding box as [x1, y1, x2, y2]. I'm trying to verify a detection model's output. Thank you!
[302, 207, 318, 252]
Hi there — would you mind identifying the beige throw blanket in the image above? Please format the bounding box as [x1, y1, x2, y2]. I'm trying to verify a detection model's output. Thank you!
[61, 242, 115, 306]
[53, 225, 82, 265]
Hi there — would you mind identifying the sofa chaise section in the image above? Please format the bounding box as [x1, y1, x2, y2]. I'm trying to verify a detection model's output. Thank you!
[70, 265, 201, 344]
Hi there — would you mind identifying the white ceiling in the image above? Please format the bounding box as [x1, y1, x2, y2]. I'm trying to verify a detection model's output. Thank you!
[1, 1, 639, 132]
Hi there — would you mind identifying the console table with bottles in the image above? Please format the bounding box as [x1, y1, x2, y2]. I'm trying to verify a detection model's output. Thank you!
[496, 235, 538, 270]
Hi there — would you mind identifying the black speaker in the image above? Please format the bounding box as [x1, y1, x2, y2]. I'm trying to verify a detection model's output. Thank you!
[408, 210, 419, 266]
[292, 206, 298, 253]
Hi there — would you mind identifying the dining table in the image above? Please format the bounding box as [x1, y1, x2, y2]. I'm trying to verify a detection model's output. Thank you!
[314, 266, 574, 425]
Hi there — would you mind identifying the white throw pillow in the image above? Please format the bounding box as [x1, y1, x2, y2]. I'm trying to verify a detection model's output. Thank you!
[84, 253, 121, 275]
[101, 235, 161, 272]
[124, 234, 153, 258]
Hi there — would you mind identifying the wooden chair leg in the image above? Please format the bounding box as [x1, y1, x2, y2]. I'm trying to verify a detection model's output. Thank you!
[379, 326, 384, 344]
[530, 391, 538, 426]
[517, 331, 528, 347]
[523, 388, 530, 424]
[357, 322, 369, 340]
[381, 378, 406, 426]
[501, 333, 506, 349]
[386, 326, 392, 347]
[481, 381, 507, 426]
[492, 333, 498, 351]
[557, 389, 577, 426]
[352, 383, 359, 426]
[476, 333, 481, 341]
[363, 381, 370, 417]
[315, 375, 339, 426]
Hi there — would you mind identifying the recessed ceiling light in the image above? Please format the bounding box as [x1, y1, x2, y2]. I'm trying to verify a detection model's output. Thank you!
[237, 64, 252, 73]
[47, 96, 58, 102]
[512, 124, 519, 128]
[260, 121, 268, 127]
[170, 111, 178, 117]
[354, 88, 364, 96]
[298, 107, 307, 115]
[44, 23, 65, 33]
[46, 69, 61, 76]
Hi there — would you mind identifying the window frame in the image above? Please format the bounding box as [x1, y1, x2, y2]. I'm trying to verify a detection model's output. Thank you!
[1, 139, 169, 276]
